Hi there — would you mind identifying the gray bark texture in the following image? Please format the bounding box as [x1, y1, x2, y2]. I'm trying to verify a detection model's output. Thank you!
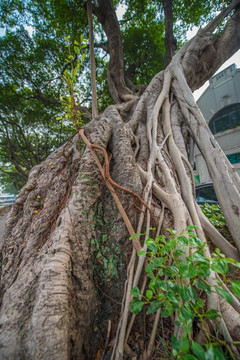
[1, 1, 240, 359]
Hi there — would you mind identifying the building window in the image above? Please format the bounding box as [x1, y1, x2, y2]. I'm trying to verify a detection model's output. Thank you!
[209, 103, 240, 134]
[227, 152, 240, 164]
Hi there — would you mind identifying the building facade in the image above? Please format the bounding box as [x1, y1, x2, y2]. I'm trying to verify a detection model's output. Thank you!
[194, 64, 240, 184]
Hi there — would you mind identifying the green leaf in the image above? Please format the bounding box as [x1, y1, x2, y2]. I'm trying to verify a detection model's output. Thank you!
[161, 306, 171, 318]
[195, 264, 210, 278]
[155, 279, 163, 291]
[63, 69, 71, 78]
[151, 257, 163, 267]
[178, 335, 189, 354]
[74, 46, 80, 54]
[169, 264, 179, 274]
[131, 286, 142, 298]
[205, 345, 225, 360]
[189, 286, 198, 303]
[165, 228, 177, 236]
[146, 301, 162, 314]
[171, 335, 179, 350]
[184, 319, 193, 335]
[192, 341, 205, 359]
[186, 225, 198, 231]
[167, 290, 179, 304]
[129, 233, 142, 240]
[145, 263, 155, 272]
[177, 235, 189, 246]
[215, 287, 233, 304]
[130, 298, 144, 314]
[157, 280, 167, 291]
[179, 263, 196, 278]
[192, 251, 209, 263]
[132, 286, 142, 298]
[148, 279, 156, 292]
[184, 355, 197, 360]
[196, 297, 204, 308]
[137, 250, 146, 256]
[180, 286, 190, 302]
[231, 281, 240, 297]
[211, 259, 228, 275]
[214, 248, 225, 258]
[166, 280, 176, 289]
[195, 280, 211, 295]
[180, 305, 193, 320]
[146, 239, 158, 252]
[74, 40, 79, 45]
[205, 309, 220, 320]
[146, 290, 153, 300]
[226, 258, 240, 268]
[189, 235, 202, 247]
[175, 249, 185, 257]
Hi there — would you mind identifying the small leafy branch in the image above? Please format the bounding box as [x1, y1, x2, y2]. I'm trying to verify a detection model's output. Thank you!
[130, 226, 240, 359]
[57, 35, 87, 129]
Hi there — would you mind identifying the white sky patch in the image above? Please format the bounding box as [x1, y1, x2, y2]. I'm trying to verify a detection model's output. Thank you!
[116, 4, 127, 21]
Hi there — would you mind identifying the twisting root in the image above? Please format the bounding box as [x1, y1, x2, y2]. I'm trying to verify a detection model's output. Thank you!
[83, 60, 240, 358]
[79, 128, 142, 251]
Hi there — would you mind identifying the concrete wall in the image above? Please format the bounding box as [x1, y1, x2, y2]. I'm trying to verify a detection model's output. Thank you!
[195, 64, 240, 184]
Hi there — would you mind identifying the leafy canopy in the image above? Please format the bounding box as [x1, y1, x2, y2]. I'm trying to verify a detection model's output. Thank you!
[0, 0, 229, 192]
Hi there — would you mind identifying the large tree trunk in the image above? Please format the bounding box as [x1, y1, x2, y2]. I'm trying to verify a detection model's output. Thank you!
[1, 1, 240, 359]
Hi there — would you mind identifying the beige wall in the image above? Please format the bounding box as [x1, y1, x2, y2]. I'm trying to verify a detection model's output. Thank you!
[194, 64, 240, 184]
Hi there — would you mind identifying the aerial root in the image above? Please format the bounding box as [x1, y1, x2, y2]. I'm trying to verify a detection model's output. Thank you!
[220, 296, 240, 338]
[206, 272, 240, 359]
[197, 205, 240, 262]
[82, 73, 240, 359]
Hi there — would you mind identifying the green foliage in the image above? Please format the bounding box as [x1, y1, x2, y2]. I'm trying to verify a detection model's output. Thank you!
[130, 227, 240, 358]
[58, 35, 88, 129]
[0, 0, 234, 191]
[120, 0, 227, 84]
[199, 203, 231, 240]
[199, 204, 226, 228]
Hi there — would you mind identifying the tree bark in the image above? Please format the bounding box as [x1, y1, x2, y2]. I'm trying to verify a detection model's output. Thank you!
[163, 0, 177, 68]
[92, 0, 134, 103]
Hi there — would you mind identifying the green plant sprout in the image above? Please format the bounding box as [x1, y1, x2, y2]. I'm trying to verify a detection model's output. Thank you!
[57, 35, 87, 129]
[130, 226, 240, 359]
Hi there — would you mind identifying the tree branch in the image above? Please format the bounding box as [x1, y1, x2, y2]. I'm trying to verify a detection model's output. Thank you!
[87, 0, 98, 119]
[92, 0, 135, 103]
[163, 0, 177, 68]
[32, 90, 92, 119]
